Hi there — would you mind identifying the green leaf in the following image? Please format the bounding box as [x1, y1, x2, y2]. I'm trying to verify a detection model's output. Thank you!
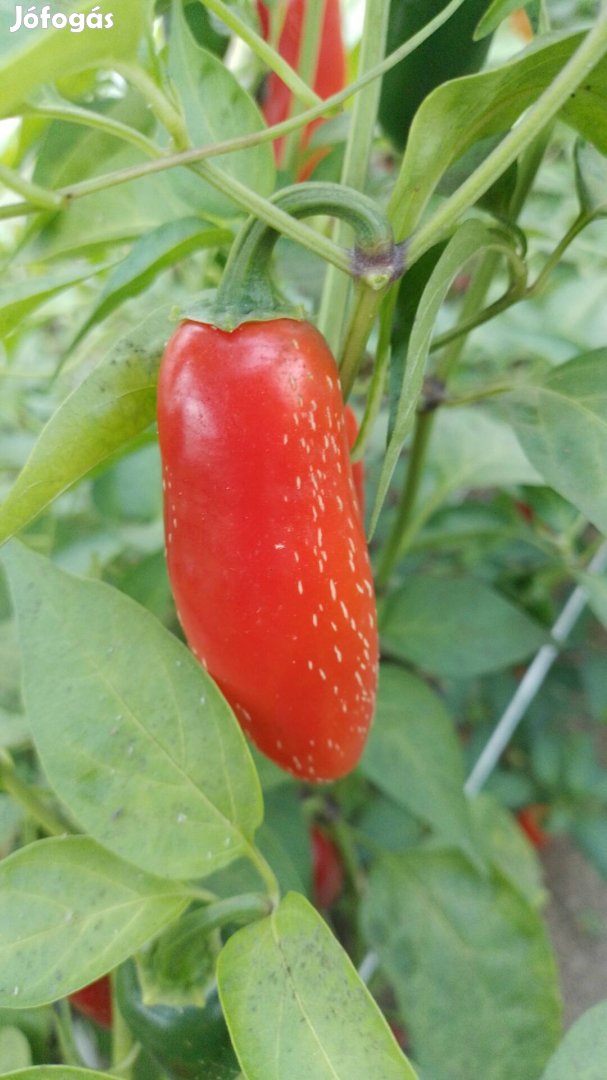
[0, 795, 23, 854]
[574, 139, 607, 217]
[577, 571, 607, 630]
[1, 541, 263, 880]
[361, 851, 561, 1080]
[31, 92, 155, 190]
[470, 793, 545, 907]
[391, 30, 607, 237]
[257, 785, 311, 897]
[473, 0, 530, 40]
[580, 653, 607, 723]
[361, 665, 479, 865]
[505, 349, 607, 535]
[0, 1, 145, 120]
[0, 1071, 119, 1080]
[168, 3, 274, 218]
[137, 908, 218, 1008]
[0, 710, 30, 751]
[356, 794, 422, 854]
[570, 815, 607, 879]
[401, 406, 540, 545]
[218, 892, 419, 1080]
[23, 93, 195, 260]
[70, 219, 232, 349]
[380, 575, 548, 677]
[541, 1000, 607, 1079]
[28, 170, 199, 262]
[426, 406, 540, 491]
[370, 220, 508, 534]
[0, 262, 116, 340]
[0, 836, 187, 1008]
[0, 1026, 31, 1071]
[0, 1008, 50, 1064]
[0, 306, 171, 543]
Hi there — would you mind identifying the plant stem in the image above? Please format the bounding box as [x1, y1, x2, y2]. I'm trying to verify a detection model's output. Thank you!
[353, 289, 396, 461]
[111, 972, 136, 1080]
[406, 13, 607, 263]
[0, 164, 63, 210]
[24, 102, 165, 159]
[194, 161, 354, 272]
[526, 209, 594, 297]
[0, 751, 67, 837]
[436, 249, 502, 381]
[318, 0, 391, 353]
[202, 0, 323, 109]
[0, 0, 469, 224]
[429, 208, 596, 352]
[374, 410, 434, 590]
[244, 843, 281, 907]
[339, 282, 386, 399]
[53, 1001, 85, 1068]
[167, 894, 272, 941]
[113, 62, 190, 150]
[429, 283, 521, 353]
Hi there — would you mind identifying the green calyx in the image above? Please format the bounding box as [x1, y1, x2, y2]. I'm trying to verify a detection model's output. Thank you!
[204, 182, 402, 331]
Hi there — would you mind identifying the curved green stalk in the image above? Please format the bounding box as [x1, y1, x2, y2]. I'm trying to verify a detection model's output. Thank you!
[213, 181, 396, 324]
[318, 0, 391, 353]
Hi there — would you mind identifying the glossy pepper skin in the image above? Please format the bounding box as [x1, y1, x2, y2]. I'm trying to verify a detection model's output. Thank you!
[257, 0, 346, 169]
[116, 961, 239, 1080]
[379, 0, 493, 151]
[69, 976, 112, 1029]
[157, 318, 378, 782]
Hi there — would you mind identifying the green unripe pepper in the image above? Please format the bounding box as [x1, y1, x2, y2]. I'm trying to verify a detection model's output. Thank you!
[116, 961, 240, 1080]
[379, 0, 494, 150]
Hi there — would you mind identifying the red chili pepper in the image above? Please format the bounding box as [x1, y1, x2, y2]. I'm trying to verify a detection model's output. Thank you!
[257, 0, 346, 171]
[70, 976, 112, 1029]
[389, 1022, 409, 1050]
[158, 318, 378, 782]
[311, 825, 345, 908]
[514, 500, 534, 524]
[516, 805, 549, 849]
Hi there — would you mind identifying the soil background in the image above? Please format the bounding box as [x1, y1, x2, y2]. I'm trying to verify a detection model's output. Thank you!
[541, 837, 607, 1026]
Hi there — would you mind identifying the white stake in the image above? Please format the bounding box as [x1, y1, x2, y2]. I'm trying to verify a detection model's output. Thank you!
[465, 540, 607, 797]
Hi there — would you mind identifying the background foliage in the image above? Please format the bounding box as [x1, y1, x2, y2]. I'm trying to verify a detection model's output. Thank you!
[1, 0, 607, 1077]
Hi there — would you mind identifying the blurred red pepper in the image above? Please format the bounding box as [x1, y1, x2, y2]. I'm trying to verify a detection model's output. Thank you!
[510, 8, 534, 40]
[257, 0, 346, 173]
[70, 975, 112, 1029]
[311, 826, 345, 908]
[514, 500, 534, 524]
[516, 805, 549, 849]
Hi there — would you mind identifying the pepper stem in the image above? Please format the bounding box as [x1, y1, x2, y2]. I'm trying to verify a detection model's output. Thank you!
[211, 182, 402, 329]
